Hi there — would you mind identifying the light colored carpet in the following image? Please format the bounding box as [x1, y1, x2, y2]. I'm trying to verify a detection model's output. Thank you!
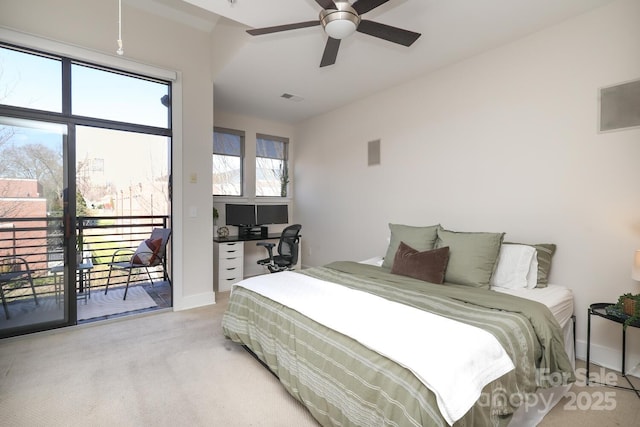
[0, 292, 318, 427]
[539, 359, 640, 426]
[1, 292, 638, 427]
[78, 286, 157, 320]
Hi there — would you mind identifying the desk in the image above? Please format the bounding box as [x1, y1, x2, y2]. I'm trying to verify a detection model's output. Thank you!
[214, 233, 283, 244]
[213, 233, 301, 292]
[51, 261, 94, 304]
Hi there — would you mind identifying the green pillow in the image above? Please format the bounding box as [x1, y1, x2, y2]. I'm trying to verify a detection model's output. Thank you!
[505, 242, 556, 287]
[533, 244, 556, 287]
[382, 223, 441, 269]
[435, 228, 504, 289]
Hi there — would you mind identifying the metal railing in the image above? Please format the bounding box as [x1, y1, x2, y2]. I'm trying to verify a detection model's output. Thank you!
[0, 215, 170, 303]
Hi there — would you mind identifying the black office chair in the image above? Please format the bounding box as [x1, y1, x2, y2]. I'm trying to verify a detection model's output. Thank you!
[257, 224, 301, 273]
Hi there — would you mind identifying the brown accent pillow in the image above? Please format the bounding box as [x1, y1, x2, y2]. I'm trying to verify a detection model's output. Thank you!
[132, 238, 163, 265]
[391, 242, 450, 284]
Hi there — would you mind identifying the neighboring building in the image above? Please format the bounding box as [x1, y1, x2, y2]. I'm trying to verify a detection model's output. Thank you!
[0, 178, 48, 271]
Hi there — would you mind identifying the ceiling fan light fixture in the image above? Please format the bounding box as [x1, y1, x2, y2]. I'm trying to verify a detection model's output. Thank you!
[320, 3, 360, 40]
[246, 0, 421, 68]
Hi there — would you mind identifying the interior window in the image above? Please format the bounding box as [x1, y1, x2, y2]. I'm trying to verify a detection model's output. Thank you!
[256, 134, 288, 197]
[213, 127, 244, 196]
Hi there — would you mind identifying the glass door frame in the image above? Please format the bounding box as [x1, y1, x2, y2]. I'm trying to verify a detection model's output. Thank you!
[0, 114, 77, 338]
[0, 40, 174, 338]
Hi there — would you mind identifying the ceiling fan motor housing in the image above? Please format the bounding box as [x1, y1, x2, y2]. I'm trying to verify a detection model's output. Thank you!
[320, 1, 361, 39]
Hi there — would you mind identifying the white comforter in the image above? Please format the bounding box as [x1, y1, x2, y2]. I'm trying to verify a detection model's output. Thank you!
[234, 272, 515, 425]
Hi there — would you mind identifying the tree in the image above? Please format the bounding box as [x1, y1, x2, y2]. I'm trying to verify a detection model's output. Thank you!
[76, 189, 88, 216]
[0, 127, 63, 217]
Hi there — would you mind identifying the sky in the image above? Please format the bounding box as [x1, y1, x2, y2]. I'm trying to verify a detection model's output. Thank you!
[0, 45, 170, 197]
[0, 46, 169, 128]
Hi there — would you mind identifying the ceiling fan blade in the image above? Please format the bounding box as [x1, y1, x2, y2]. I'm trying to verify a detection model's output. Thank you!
[352, 0, 391, 15]
[316, 0, 337, 9]
[320, 37, 341, 67]
[357, 20, 421, 46]
[247, 20, 320, 36]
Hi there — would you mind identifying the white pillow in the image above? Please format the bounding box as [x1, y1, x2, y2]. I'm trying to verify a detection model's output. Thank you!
[359, 256, 384, 267]
[491, 244, 537, 289]
[525, 254, 538, 289]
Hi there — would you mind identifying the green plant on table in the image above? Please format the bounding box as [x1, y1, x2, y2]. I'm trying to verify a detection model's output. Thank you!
[608, 293, 640, 329]
[279, 162, 289, 197]
[213, 206, 219, 225]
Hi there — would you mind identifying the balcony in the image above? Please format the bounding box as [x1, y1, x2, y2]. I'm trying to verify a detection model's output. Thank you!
[0, 215, 171, 334]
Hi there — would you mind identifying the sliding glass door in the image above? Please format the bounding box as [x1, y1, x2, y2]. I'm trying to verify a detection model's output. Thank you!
[0, 42, 173, 337]
[0, 117, 70, 336]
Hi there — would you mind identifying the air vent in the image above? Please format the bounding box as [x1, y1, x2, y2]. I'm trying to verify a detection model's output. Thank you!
[600, 78, 640, 132]
[281, 93, 304, 102]
[368, 139, 381, 166]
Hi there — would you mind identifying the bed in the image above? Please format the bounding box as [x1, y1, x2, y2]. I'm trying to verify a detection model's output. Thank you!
[222, 225, 575, 427]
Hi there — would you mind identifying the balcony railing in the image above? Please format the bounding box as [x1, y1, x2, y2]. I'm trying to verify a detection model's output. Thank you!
[0, 215, 170, 304]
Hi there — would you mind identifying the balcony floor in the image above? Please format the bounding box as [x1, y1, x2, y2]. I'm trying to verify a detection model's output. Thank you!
[78, 280, 172, 324]
[1, 281, 172, 332]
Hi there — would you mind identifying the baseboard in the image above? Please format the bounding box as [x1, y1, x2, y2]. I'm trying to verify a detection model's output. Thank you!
[628, 363, 640, 378]
[576, 338, 640, 379]
[173, 290, 216, 310]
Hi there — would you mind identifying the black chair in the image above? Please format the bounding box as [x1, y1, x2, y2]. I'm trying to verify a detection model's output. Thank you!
[257, 224, 301, 273]
[0, 256, 38, 320]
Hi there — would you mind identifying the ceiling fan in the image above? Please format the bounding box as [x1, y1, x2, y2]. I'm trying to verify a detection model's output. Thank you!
[246, 0, 421, 67]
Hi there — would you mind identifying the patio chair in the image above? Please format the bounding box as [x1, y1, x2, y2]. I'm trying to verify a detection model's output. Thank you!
[0, 255, 38, 320]
[105, 228, 171, 300]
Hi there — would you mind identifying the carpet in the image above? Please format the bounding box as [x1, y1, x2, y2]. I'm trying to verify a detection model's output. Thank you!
[78, 286, 157, 320]
[0, 292, 320, 427]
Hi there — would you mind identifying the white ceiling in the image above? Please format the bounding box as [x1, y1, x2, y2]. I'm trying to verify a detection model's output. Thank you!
[135, 0, 617, 124]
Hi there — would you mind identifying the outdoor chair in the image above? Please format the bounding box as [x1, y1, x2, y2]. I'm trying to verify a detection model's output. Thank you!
[256, 224, 301, 273]
[105, 228, 171, 300]
[0, 255, 38, 320]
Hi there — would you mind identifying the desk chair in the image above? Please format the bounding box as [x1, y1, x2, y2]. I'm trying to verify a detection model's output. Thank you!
[257, 224, 301, 273]
[0, 256, 38, 320]
[105, 228, 171, 300]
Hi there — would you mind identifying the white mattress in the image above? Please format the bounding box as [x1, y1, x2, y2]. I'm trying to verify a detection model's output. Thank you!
[492, 284, 574, 328]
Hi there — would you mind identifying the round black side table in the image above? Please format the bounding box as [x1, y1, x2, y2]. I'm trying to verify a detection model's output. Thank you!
[586, 302, 640, 398]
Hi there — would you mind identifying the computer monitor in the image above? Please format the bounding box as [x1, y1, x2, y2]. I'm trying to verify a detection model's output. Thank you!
[257, 204, 289, 225]
[225, 204, 256, 226]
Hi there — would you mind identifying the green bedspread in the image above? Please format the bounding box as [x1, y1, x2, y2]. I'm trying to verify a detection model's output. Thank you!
[222, 262, 574, 427]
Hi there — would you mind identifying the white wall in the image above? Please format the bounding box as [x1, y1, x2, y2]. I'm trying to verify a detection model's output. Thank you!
[295, 0, 640, 371]
[0, 0, 215, 309]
